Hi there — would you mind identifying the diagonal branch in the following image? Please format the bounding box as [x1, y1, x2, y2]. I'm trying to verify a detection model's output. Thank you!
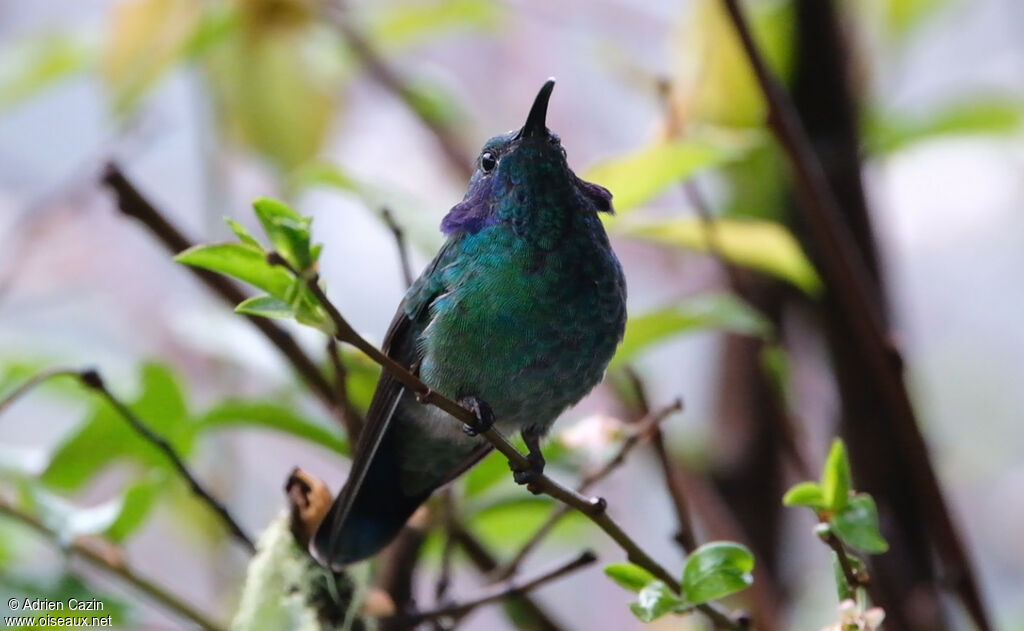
[380, 207, 414, 290]
[0, 499, 225, 631]
[718, 3, 992, 629]
[0, 367, 255, 553]
[388, 550, 597, 628]
[492, 399, 684, 581]
[99, 164, 349, 435]
[268, 253, 747, 631]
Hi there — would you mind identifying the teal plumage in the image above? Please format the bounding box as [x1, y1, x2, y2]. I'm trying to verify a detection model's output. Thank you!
[313, 80, 626, 567]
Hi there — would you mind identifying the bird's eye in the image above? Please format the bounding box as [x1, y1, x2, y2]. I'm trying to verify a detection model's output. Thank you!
[480, 152, 497, 173]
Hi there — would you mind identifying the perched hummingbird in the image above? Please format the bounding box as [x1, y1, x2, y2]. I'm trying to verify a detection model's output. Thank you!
[313, 79, 627, 567]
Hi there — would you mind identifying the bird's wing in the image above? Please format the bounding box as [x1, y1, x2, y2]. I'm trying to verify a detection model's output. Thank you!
[312, 240, 457, 562]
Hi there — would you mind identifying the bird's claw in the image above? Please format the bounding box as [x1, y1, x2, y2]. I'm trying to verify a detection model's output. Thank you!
[459, 396, 495, 437]
[510, 451, 546, 488]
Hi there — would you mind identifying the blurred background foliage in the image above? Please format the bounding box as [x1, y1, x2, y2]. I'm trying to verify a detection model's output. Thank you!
[0, 0, 1022, 629]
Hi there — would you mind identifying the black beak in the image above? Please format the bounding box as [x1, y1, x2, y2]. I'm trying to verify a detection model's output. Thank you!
[520, 78, 555, 139]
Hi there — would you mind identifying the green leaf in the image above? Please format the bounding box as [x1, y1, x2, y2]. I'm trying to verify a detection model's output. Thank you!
[105, 476, 163, 541]
[463, 450, 511, 497]
[197, 399, 347, 454]
[585, 139, 743, 213]
[831, 494, 889, 554]
[628, 581, 689, 622]
[235, 295, 296, 320]
[782, 481, 826, 509]
[468, 497, 584, 551]
[883, 0, 947, 37]
[605, 563, 656, 593]
[865, 99, 1024, 155]
[367, 0, 499, 51]
[611, 293, 770, 369]
[619, 217, 821, 294]
[681, 541, 755, 605]
[821, 438, 852, 512]
[0, 32, 95, 110]
[252, 197, 316, 271]
[225, 217, 262, 248]
[175, 243, 294, 299]
[43, 363, 193, 490]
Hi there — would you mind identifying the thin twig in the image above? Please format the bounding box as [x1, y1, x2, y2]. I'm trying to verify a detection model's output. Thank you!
[820, 528, 867, 594]
[718, 3, 991, 629]
[448, 523, 568, 631]
[77, 369, 256, 553]
[381, 207, 414, 289]
[1, 367, 255, 553]
[268, 253, 746, 631]
[623, 368, 698, 552]
[0, 367, 80, 416]
[389, 551, 597, 627]
[99, 164, 346, 429]
[327, 339, 365, 440]
[322, 3, 473, 179]
[435, 488, 457, 604]
[0, 500, 225, 631]
[493, 399, 683, 581]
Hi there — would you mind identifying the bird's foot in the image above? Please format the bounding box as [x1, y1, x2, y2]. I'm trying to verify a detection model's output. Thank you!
[459, 395, 495, 437]
[511, 431, 546, 490]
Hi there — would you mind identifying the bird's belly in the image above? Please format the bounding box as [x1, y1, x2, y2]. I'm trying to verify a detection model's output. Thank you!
[417, 265, 624, 437]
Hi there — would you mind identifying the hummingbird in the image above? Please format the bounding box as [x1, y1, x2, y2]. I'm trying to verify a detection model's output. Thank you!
[313, 79, 627, 568]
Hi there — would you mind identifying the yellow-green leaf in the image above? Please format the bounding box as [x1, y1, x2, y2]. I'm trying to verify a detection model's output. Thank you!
[101, 0, 202, 113]
[585, 140, 741, 213]
[619, 217, 822, 294]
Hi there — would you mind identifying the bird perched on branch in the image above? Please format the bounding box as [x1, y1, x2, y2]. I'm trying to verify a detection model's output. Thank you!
[313, 79, 627, 567]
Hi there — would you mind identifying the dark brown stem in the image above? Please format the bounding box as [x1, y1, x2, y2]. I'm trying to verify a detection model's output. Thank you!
[493, 399, 684, 580]
[326, 338, 365, 440]
[718, 4, 990, 630]
[266, 254, 745, 630]
[99, 164, 347, 431]
[381, 207, 414, 289]
[821, 528, 866, 593]
[322, 4, 473, 180]
[448, 524, 568, 631]
[0, 500, 225, 631]
[389, 551, 597, 627]
[77, 369, 255, 553]
[2, 367, 254, 552]
[0, 367, 79, 416]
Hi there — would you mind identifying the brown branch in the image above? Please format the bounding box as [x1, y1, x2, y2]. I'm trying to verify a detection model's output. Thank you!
[268, 254, 746, 631]
[0, 499, 225, 631]
[817, 526, 869, 596]
[322, 4, 473, 180]
[448, 524, 568, 631]
[1, 367, 254, 551]
[492, 399, 684, 581]
[0, 367, 79, 416]
[718, 3, 992, 630]
[388, 551, 597, 627]
[77, 369, 256, 553]
[326, 339, 365, 440]
[99, 164, 348, 432]
[622, 368, 700, 552]
[381, 207, 414, 289]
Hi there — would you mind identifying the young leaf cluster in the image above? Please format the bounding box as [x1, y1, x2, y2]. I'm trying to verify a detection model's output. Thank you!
[604, 542, 754, 623]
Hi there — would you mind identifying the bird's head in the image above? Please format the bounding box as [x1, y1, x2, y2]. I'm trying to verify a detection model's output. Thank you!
[441, 79, 613, 238]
